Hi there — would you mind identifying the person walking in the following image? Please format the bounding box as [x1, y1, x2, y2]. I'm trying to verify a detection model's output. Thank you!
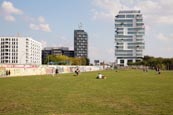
[75, 68, 80, 76]
[55, 68, 59, 75]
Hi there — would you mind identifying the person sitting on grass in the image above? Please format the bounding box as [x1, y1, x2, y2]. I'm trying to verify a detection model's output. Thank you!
[96, 73, 106, 79]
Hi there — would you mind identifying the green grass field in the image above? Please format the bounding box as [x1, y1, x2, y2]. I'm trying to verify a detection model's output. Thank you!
[0, 69, 173, 115]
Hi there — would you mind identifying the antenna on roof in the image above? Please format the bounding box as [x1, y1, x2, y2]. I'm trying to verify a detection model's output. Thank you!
[78, 22, 83, 30]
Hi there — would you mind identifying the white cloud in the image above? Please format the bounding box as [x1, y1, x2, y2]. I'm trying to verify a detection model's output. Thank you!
[92, 0, 173, 25]
[159, 0, 173, 14]
[91, 0, 128, 21]
[156, 16, 173, 24]
[29, 16, 52, 32]
[134, 0, 161, 14]
[0, 1, 52, 31]
[29, 23, 51, 32]
[5, 15, 15, 21]
[1, 1, 23, 22]
[2, 1, 22, 14]
[91, 9, 114, 21]
[39, 24, 51, 32]
[29, 23, 39, 30]
[158, 33, 173, 41]
[38, 16, 45, 23]
[134, 0, 173, 25]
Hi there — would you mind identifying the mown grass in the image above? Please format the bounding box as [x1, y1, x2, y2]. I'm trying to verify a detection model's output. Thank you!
[0, 69, 173, 115]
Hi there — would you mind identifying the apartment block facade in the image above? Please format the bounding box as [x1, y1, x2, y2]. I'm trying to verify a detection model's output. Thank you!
[115, 10, 145, 66]
[0, 37, 42, 65]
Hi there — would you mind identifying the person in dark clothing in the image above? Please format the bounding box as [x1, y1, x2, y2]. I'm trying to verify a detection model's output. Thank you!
[6, 70, 9, 76]
[8, 70, 11, 76]
[55, 69, 59, 75]
[75, 68, 80, 76]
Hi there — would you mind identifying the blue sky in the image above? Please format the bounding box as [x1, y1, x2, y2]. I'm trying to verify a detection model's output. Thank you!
[0, 0, 173, 63]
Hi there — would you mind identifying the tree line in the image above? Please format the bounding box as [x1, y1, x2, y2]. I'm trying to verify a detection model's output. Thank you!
[128, 56, 173, 70]
[43, 55, 90, 65]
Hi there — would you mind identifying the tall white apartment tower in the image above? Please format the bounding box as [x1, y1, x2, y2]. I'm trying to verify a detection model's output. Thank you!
[115, 10, 145, 66]
[0, 37, 42, 65]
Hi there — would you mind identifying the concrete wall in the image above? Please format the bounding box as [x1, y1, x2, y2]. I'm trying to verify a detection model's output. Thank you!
[0, 64, 104, 77]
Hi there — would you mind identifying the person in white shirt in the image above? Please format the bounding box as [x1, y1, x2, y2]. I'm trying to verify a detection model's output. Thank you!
[97, 73, 103, 79]
[96, 73, 107, 79]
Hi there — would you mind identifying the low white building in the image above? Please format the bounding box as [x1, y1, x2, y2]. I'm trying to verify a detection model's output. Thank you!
[0, 37, 42, 65]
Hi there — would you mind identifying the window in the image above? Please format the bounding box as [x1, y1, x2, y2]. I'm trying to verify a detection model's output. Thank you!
[120, 60, 124, 64]
[126, 15, 134, 18]
[136, 19, 143, 22]
[128, 60, 133, 63]
[115, 19, 132, 23]
[116, 15, 125, 18]
[136, 23, 144, 26]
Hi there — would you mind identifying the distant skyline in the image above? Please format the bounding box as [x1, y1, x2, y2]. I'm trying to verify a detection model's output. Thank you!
[0, 0, 173, 63]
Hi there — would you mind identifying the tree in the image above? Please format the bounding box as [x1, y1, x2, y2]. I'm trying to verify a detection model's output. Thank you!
[85, 58, 90, 65]
[55, 55, 69, 65]
[43, 54, 90, 65]
[45, 55, 57, 64]
[71, 58, 80, 65]
[163, 58, 172, 70]
[80, 57, 86, 65]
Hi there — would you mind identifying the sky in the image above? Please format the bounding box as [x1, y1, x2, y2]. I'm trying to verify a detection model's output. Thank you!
[0, 0, 173, 63]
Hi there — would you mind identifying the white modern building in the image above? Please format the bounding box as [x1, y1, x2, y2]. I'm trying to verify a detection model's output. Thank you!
[0, 37, 42, 65]
[115, 10, 145, 66]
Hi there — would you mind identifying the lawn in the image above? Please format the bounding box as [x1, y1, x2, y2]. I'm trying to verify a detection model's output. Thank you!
[0, 69, 173, 115]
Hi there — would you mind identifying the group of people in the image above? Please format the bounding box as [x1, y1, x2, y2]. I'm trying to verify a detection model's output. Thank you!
[52, 67, 106, 79]
[52, 67, 80, 77]
[142, 66, 162, 74]
[6, 70, 11, 76]
[74, 67, 106, 79]
[74, 68, 106, 79]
